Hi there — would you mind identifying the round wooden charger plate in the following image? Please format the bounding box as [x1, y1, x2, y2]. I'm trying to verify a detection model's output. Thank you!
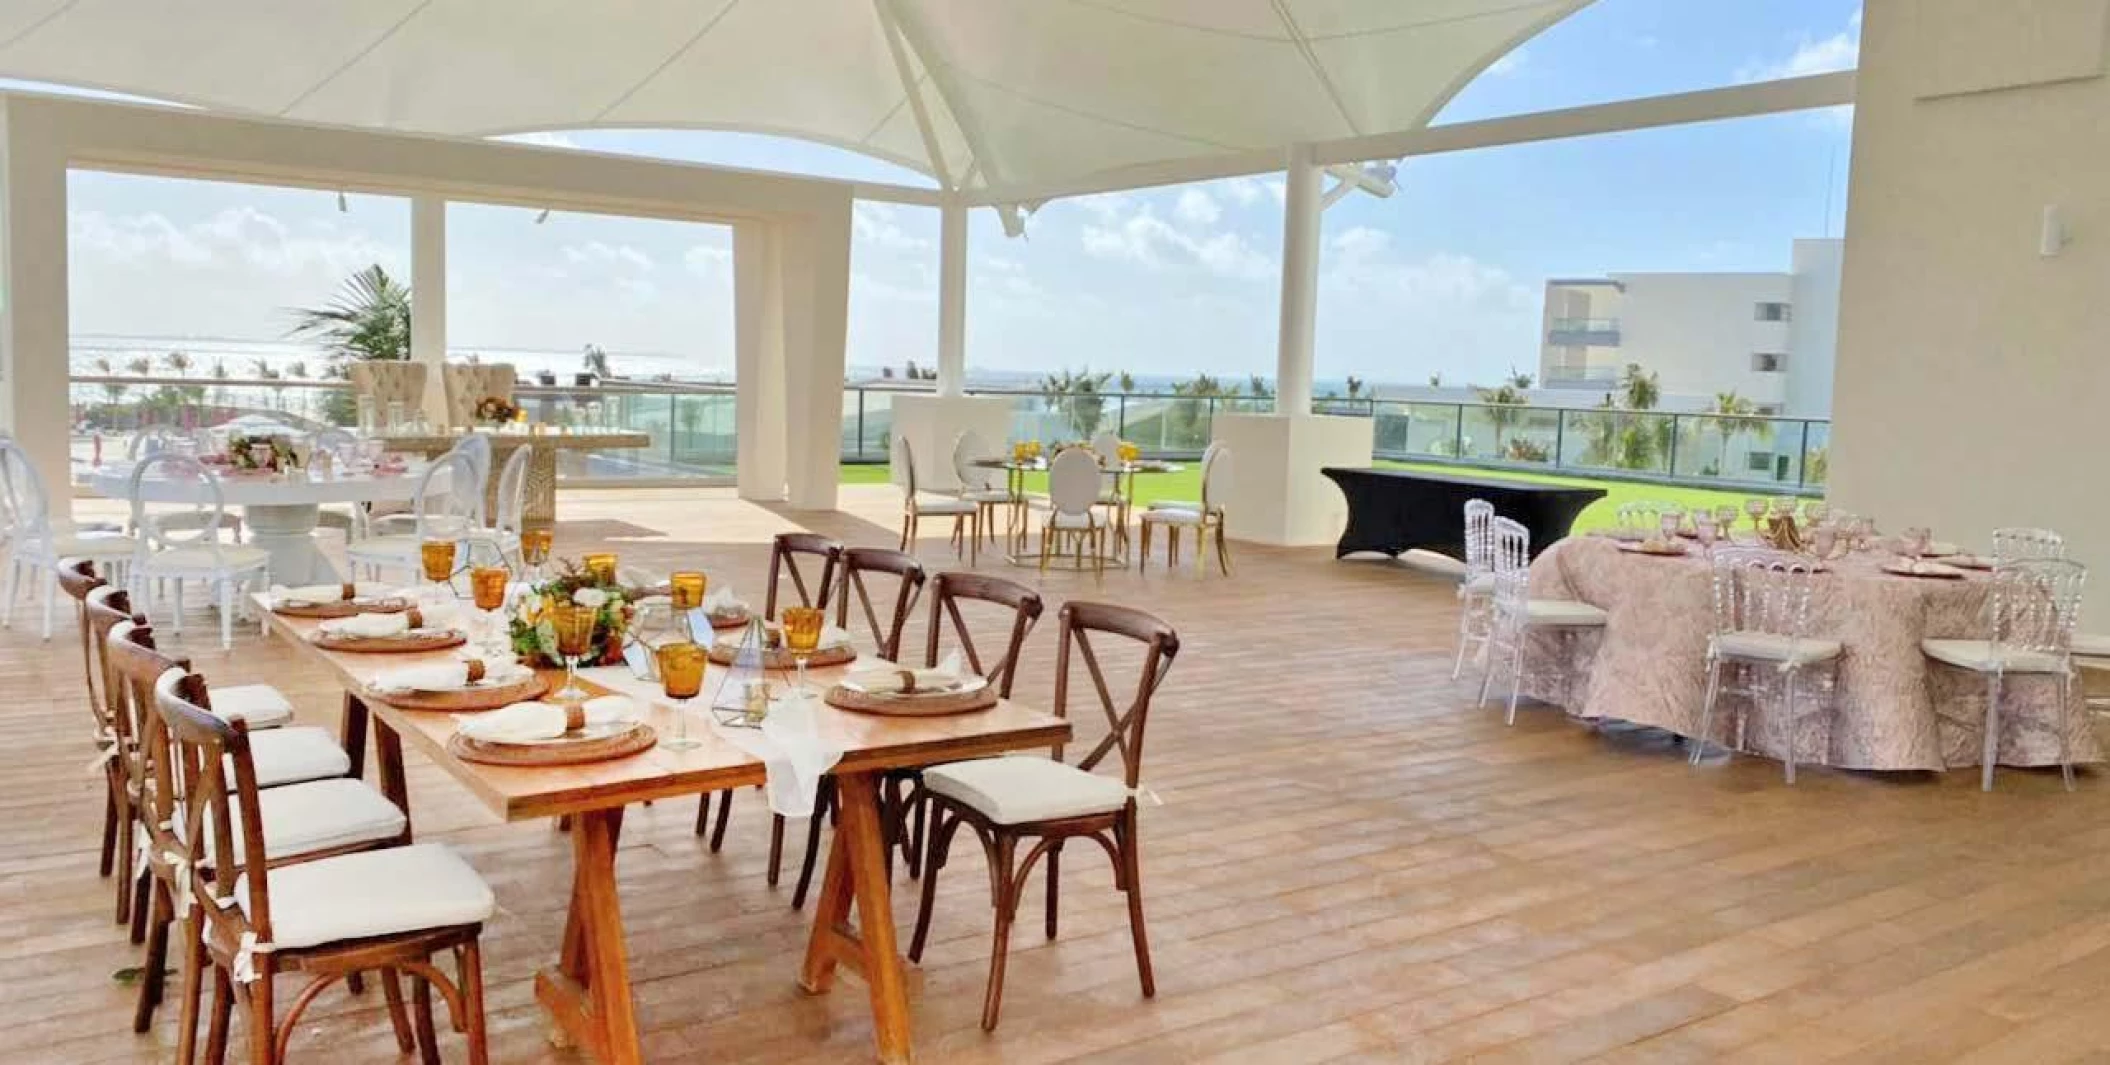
[707, 609, 753, 631]
[447, 721, 657, 767]
[707, 641, 856, 669]
[272, 596, 414, 620]
[825, 682, 997, 717]
[375, 672, 549, 712]
[309, 629, 467, 653]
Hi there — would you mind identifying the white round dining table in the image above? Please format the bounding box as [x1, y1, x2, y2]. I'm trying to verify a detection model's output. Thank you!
[90, 463, 439, 585]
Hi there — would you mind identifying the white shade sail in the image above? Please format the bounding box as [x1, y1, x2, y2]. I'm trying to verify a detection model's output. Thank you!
[0, 0, 1587, 197]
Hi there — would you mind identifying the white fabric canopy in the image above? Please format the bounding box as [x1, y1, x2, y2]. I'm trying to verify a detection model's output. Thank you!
[0, 0, 1587, 196]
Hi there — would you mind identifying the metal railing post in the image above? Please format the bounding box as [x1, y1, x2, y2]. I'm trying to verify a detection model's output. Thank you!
[1452, 403, 1465, 459]
[1797, 420, 1812, 489]
[1554, 409, 1566, 467]
[1666, 413, 1679, 477]
[1116, 394, 1127, 438]
[856, 388, 866, 462]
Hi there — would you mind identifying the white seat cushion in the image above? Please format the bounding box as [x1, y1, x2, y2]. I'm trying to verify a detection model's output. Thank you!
[239, 779, 405, 859]
[1050, 511, 1099, 530]
[211, 684, 294, 730]
[54, 532, 138, 558]
[1921, 638, 2066, 675]
[1524, 599, 1608, 627]
[236, 843, 493, 951]
[923, 756, 1130, 825]
[143, 544, 270, 573]
[959, 488, 1013, 503]
[912, 496, 978, 516]
[1147, 499, 1201, 512]
[1141, 508, 1205, 527]
[346, 534, 423, 562]
[1712, 630, 1843, 665]
[242, 727, 351, 788]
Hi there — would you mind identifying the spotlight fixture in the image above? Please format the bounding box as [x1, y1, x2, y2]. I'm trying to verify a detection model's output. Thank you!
[534, 208, 551, 224]
[336, 190, 348, 213]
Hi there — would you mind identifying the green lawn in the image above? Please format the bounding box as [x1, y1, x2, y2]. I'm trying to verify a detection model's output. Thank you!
[842, 459, 1795, 534]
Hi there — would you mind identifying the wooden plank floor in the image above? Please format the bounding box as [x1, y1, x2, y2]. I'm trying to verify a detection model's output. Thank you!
[13, 485, 2110, 1063]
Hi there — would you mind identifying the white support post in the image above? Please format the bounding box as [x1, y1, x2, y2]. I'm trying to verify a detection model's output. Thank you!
[936, 199, 968, 397]
[779, 201, 854, 510]
[0, 100, 74, 506]
[733, 221, 787, 501]
[1275, 143, 1321, 417]
[409, 195, 449, 426]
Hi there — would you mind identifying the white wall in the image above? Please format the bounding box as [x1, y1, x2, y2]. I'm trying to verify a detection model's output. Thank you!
[1785, 238, 1844, 418]
[1832, 0, 2110, 613]
[1609, 272, 1793, 402]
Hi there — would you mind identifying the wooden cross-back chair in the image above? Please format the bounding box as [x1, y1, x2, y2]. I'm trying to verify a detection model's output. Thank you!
[910, 600, 1178, 1030]
[767, 548, 935, 911]
[834, 547, 928, 661]
[887, 572, 1048, 881]
[58, 561, 131, 917]
[149, 668, 495, 1065]
[698, 533, 846, 872]
[763, 532, 844, 618]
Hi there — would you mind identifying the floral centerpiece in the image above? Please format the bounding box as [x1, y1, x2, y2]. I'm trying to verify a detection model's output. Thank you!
[473, 395, 521, 425]
[226, 433, 300, 473]
[509, 559, 635, 667]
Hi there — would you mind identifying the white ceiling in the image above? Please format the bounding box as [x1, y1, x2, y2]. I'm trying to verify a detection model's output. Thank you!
[0, 0, 1590, 196]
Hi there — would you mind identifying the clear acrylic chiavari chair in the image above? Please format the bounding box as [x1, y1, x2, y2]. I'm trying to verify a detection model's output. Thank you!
[1991, 526, 2066, 563]
[1922, 558, 2088, 791]
[1476, 516, 1607, 725]
[1694, 547, 1842, 783]
[1451, 499, 1497, 680]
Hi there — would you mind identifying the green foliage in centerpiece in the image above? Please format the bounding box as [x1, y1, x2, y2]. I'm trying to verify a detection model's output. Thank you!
[226, 433, 300, 472]
[508, 559, 636, 667]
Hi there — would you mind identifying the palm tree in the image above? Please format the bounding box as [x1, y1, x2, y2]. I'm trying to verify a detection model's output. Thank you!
[1706, 391, 1772, 478]
[286, 263, 412, 364]
[583, 344, 612, 379]
[285, 360, 310, 379]
[125, 356, 153, 377]
[1474, 380, 1529, 456]
[92, 356, 127, 408]
[1039, 367, 1114, 439]
[161, 351, 193, 377]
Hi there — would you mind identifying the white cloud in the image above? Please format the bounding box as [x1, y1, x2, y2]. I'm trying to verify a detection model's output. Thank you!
[1174, 188, 1221, 227]
[1220, 177, 1267, 207]
[70, 206, 393, 278]
[683, 243, 730, 276]
[1080, 207, 1273, 280]
[562, 241, 654, 273]
[1738, 13, 1860, 82]
[1485, 47, 1528, 77]
[851, 201, 931, 252]
[1329, 225, 1392, 262]
[1319, 245, 1540, 384]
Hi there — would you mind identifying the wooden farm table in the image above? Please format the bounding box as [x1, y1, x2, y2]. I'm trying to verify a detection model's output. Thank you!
[382, 428, 651, 531]
[258, 602, 1070, 1065]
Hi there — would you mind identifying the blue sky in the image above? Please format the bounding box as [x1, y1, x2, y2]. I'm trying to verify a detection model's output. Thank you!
[59, 0, 1861, 388]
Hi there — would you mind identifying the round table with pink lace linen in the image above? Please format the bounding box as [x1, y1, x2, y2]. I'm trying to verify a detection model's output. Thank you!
[1520, 535, 2095, 772]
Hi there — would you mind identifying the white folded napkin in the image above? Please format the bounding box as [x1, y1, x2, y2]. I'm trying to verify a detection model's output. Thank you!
[702, 586, 748, 616]
[845, 651, 967, 694]
[319, 612, 412, 638]
[370, 657, 530, 693]
[269, 582, 386, 605]
[456, 697, 640, 744]
[712, 691, 845, 818]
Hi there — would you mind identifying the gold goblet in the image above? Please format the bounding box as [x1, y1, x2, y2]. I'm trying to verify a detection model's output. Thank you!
[549, 601, 598, 702]
[780, 606, 825, 695]
[655, 641, 707, 751]
[583, 552, 618, 585]
[520, 528, 553, 572]
[420, 538, 457, 597]
[670, 570, 707, 639]
[470, 566, 509, 613]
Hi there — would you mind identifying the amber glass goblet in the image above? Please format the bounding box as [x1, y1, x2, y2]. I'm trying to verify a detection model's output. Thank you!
[549, 602, 598, 702]
[655, 641, 707, 751]
[780, 606, 825, 695]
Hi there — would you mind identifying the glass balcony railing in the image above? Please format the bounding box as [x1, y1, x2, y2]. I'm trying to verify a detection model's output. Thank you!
[67, 374, 1832, 493]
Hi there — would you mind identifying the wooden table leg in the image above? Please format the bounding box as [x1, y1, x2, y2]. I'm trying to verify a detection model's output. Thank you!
[371, 708, 412, 840]
[800, 771, 915, 1064]
[341, 693, 370, 782]
[534, 807, 641, 1065]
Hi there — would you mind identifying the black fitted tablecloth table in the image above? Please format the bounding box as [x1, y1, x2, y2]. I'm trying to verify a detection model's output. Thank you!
[1321, 467, 1605, 560]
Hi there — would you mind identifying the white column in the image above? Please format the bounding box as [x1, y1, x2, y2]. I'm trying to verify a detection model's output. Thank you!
[0, 100, 74, 507]
[409, 195, 450, 426]
[1274, 143, 1321, 417]
[780, 202, 854, 510]
[935, 199, 968, 397]
[733, 221, 787, 501]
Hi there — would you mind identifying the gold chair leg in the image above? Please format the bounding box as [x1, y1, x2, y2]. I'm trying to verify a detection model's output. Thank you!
[1214, 517, 1233, 576]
